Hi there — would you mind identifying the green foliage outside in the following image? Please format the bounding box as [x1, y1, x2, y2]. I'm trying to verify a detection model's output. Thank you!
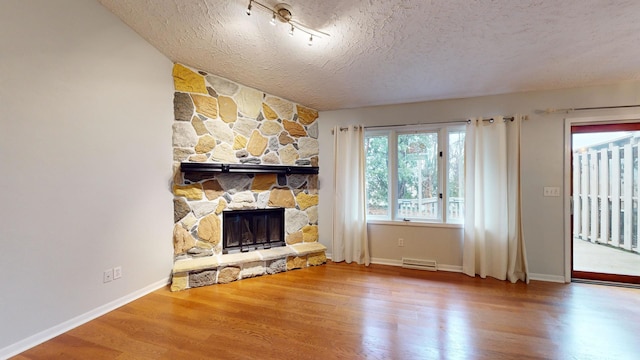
[397, 133, 438, 201]
[448, 131, 465, 200]
[365, 135, 389, 215]
[365, 129, 466, 219]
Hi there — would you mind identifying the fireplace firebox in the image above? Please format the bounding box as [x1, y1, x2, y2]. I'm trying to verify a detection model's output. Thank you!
[222, 208, 285, 254]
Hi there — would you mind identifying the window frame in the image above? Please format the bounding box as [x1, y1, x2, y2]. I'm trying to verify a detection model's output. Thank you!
[364, 124, 465, 225]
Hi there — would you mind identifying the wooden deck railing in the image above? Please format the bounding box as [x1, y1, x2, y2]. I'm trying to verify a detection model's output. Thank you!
[573, 144, 639, 253]
[397, 197, 464, 220]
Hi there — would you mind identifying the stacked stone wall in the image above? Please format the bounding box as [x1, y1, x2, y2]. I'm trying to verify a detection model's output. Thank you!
[170, 63, 320, 258]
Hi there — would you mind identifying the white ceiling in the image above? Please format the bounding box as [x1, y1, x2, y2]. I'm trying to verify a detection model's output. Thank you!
[99, 0, 640, 111]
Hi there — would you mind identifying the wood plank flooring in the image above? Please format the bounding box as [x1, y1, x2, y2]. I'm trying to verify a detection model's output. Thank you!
[13, 261, 640, 359]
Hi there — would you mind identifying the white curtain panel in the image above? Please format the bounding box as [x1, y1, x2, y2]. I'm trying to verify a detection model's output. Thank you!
[463, 115, 528, 283]
[332, 125, 370, 265]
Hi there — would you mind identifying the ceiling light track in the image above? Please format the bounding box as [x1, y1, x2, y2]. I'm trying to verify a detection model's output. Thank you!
[246, 0, 330, 45]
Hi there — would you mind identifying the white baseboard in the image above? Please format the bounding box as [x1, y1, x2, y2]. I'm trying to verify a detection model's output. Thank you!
[370, 257, 462, 273]
[529, 273, 567, 283]
[365, 258, 565, 283]
[437, 264, 463, 273]
[370, 257, 402, 267]
[0, 277, 170, 360]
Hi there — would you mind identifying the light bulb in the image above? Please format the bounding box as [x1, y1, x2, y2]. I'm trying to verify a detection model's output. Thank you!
[289, 25, 294, 36]
[308, 35, 313, 46]
[270, 13, 277, 25]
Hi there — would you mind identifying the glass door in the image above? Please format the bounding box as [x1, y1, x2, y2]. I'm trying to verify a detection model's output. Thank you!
[572, 123, 640, 284]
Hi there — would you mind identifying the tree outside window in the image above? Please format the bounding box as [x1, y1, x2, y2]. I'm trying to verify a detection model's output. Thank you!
[364, 125, 465, 224]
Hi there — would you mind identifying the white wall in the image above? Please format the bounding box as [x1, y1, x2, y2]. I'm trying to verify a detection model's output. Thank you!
[0, 0, 174, 355]
[318, 81, 640, 279]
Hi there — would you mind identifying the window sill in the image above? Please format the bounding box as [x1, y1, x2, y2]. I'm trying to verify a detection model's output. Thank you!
[366, 220, 463, 229]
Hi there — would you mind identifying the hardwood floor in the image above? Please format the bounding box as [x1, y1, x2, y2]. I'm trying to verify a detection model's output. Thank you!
[13, 261, 640, 359]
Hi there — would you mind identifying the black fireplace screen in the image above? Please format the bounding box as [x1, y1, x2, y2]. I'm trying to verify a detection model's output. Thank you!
[222, 208, 285, 253]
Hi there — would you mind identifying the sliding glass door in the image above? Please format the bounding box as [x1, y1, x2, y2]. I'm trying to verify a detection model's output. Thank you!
[571, 122, 640, 284]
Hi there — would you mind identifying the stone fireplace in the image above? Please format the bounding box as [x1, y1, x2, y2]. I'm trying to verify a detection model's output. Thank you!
[169, 63, 326, 291]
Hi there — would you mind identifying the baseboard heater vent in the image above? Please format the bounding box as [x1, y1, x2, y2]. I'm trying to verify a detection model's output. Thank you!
[402, 258, 437, 271]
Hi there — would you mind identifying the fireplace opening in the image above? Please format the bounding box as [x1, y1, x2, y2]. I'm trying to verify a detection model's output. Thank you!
[222, 208, 285, 254]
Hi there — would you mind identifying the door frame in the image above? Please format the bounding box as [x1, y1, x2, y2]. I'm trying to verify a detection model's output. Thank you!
[563, 114, 640, 282]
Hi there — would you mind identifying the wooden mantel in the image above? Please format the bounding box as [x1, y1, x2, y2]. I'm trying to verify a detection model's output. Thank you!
[180, 162, 319, 175]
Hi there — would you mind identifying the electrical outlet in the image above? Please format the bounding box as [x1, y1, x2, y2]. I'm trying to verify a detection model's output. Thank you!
[543, 187, 561, 197]
[398, 238, 404, 247]
[103, 269, 113, 283]
[113, 266, 122, 280]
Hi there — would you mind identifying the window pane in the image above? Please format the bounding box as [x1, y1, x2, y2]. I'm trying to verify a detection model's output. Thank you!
[448, 130, 465, 222]
[397, 133, 439, 219]
[365, 134, 389, 217]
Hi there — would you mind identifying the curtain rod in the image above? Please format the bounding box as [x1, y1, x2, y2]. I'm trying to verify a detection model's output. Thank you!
[543, 104, 640, 114]
[365, 119, 469, 129]
[473, 116, 517, 123]
[332, 120, 468, 133]
[332, 116, 527, 133]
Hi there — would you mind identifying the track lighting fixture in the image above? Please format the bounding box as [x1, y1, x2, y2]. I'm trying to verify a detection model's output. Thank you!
[244, 1, 329, 46]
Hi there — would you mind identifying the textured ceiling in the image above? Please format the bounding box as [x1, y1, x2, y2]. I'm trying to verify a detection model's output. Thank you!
[99, 0, 640, 110]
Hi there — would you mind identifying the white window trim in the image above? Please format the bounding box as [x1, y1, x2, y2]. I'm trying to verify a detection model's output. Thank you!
[367, 219, 463, 229]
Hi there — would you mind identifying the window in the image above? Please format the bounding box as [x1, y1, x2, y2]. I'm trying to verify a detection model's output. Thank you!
[364, 125, 465, 223]
[364, 134, 390, 217]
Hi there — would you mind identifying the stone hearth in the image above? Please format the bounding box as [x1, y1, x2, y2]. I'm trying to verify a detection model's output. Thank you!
[171, 242, 326, 291]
